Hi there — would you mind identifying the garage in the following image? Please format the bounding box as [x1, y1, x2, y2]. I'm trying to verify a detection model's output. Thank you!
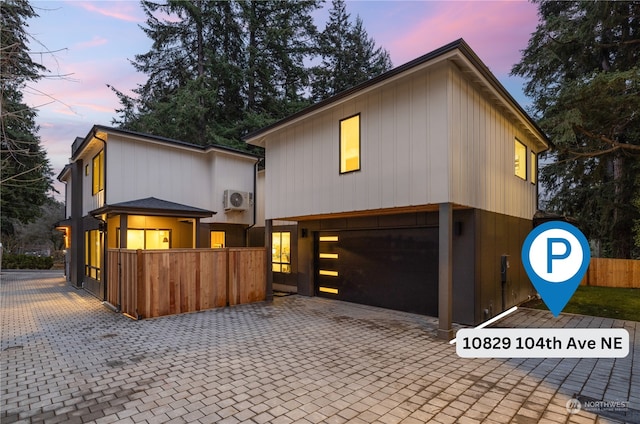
[315, 227, 439, 316]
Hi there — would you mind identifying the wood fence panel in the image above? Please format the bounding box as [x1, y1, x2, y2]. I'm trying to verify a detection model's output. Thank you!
[107, 250, 119, 306]
[199, 249, 227, 310]
[107, 248, 265, 319]
[122, 251, 138, 318]
[106, 249, 139, 319]
[581, 258, 640, 288]
[229, 248, 266, 306]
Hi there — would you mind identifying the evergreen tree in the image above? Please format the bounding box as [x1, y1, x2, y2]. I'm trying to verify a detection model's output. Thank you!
[112, 0, 246, 147]
[239, 0, 320, 126]
[112, 0, 392, 152]
[311, 0, 392, 102]
[1, 0, 54, 237]
[512, 1, 640, 258]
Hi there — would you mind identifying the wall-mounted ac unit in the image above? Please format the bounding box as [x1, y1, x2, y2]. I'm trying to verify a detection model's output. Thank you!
[223, 190, 252, 211]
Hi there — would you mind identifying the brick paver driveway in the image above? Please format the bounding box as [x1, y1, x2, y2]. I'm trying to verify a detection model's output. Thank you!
[1, 271, 638, 423]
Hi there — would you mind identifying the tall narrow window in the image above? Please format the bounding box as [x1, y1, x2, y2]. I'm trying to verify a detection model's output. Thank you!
[530, 151, 536, 184]
[92, 150, 104, 194]
[272, 232, 291, 273]
[85, 230, 101, 280]
[340, 114, 360, 173]
[514, 139, 527, 180]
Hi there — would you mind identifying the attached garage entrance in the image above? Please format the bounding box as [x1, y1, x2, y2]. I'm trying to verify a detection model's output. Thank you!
[315, 227, 439, 316]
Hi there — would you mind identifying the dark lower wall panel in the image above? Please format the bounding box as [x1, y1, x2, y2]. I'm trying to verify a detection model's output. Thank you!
[198, 223, 249, 248]
[474, 210, 536, 324]
[451, 209, 476, 325]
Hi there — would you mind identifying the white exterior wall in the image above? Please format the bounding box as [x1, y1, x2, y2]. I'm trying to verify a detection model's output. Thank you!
[265, 63, 451, 220]
[91, 134, 257, 224]
[105, 135, 211, 208]
[262, 61, 542, 221]
[80, 142, 104, 216]
[208, 151, 256, 225]
[448, 66, 539, 220]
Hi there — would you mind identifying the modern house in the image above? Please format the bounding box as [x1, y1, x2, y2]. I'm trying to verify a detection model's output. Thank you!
[244, 39, 550, 337]
[58, 39, 550, 339]
[57, 125, 261, 299]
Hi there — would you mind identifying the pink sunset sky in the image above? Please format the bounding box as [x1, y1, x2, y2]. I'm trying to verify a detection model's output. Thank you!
[24, 1, 540, 200]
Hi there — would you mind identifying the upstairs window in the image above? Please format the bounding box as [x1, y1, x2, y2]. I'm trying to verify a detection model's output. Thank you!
[340, 114, 360, 173]
[514, 139, 527, 180]
[92, 150, 104, 194]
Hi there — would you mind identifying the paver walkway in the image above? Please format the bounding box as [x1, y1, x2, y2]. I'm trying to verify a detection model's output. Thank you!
[1, 271, 638, 424]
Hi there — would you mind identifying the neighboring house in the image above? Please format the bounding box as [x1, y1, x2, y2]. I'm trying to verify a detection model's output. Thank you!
[57, 125, 261, 299]
[244, 39, 550, 337]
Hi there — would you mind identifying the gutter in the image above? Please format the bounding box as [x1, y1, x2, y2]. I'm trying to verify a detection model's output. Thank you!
[245, 157, 263, 246]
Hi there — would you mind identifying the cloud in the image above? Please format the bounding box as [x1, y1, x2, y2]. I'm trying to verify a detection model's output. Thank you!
[74, 1, 142, 23]
[384, 1, 539, 76]
[75, 36, 108, 50]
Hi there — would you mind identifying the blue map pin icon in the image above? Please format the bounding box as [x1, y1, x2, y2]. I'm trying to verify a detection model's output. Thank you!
[521, 221, 591, 317]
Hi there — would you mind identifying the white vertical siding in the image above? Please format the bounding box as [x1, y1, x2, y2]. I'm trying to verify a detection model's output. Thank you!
[427, 66, 450, 203]
[262, 60, 540, 221]
[105, 136, 209, 209]
[448, 66, 538, 220]
[264, 63, 451, 220]
[104, 135, 256, 224]
[209, 151, 256, 225]
[409, 73, 429, 206]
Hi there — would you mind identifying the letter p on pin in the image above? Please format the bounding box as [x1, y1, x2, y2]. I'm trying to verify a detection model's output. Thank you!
[547, 238, 571, 273]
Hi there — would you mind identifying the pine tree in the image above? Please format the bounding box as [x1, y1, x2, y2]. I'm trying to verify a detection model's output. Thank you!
[112, 0, 393, 152]
[311, 0, 392, 102]
[240, 0, 320, 123]
[512, 1, 640, 258]
[112, 0, 247, 147]
[1, 0, 54, 237]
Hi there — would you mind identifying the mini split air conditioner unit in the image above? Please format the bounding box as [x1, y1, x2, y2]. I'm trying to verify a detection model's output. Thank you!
[223, 190, 252, 211]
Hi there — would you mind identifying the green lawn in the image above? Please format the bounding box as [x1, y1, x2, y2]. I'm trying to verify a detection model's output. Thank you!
[523, 286, 640, 322]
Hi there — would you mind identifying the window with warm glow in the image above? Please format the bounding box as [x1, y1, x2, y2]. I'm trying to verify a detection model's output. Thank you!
[92, 150, 104, 194]
[272, 232, 291, 273]
[145, 230, 170, 249]
[530, 151, 536, 184]
[84, 230, 101, 280]
[340, 114, 360, 173]
[211, 231, 225, 248]
[514, 139, 527, 180]
[118, 228, 170, 249]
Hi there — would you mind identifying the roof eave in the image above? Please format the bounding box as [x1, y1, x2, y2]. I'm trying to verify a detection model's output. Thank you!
[71, 125, 263, 161]
[90, 202, 216, 219]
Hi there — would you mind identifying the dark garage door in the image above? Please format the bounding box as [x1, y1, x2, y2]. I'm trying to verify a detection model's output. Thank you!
[316, 227, 439, 316]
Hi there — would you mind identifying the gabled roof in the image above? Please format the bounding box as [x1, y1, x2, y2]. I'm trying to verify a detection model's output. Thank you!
[244, 38, 551, 150]
[71, 125, 262, 161]
[90, 197, 215, 218]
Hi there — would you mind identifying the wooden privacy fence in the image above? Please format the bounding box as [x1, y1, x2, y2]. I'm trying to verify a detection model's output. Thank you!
[580, 258, 640, 288]
[107, 248, 266, 319]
